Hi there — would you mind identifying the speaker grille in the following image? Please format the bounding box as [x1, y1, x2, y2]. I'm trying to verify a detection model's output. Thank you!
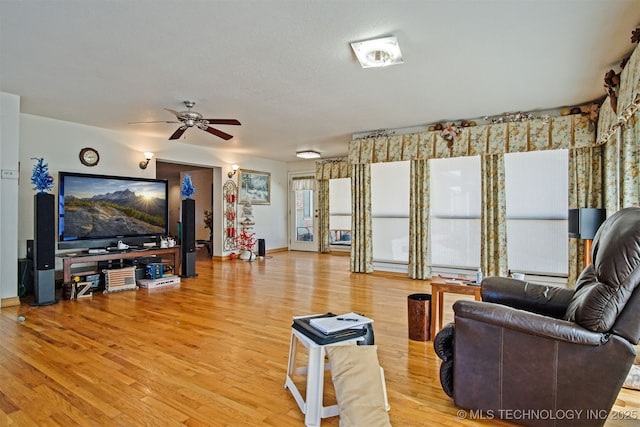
[181, 199, 196, 252]
[34, 193, 55, 270]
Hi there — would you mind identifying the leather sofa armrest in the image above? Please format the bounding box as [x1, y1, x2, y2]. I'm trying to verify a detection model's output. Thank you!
[481, 276, 575, 319]
[454, 300, 607, 346]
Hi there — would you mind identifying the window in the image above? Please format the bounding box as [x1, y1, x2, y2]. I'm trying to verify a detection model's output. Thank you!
[329, 178, 351, 246]
[429, 156, 481, 269]
[292, 177, 315, 243]
[371, 161, 410, 263]
[302, 190, 312, 218]
[504, 149, 568, 276]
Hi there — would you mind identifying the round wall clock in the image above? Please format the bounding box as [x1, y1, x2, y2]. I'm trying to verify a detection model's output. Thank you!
[79, 147, 99, 166]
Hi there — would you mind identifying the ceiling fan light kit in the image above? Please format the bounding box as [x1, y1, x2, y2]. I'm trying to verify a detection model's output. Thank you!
[296, 150, 321, 159]
[350, 35, 404, 68]
[131, 100, 240, 141]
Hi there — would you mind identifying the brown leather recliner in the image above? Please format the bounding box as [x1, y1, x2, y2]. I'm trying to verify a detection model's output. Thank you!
[450, 207, 640, 426]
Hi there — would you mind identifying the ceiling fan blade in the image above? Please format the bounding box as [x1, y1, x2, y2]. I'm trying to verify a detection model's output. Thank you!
[128, 120, 181, 124]
[169, 126, 188, 140]
[203, 119, 241, 126]
[164, 108, 182, 118]
[203, 126, 234, 140]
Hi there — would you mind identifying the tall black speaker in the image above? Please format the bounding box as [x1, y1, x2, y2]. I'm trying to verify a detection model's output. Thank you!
[32, 193, 57, 306]
[181, 198, 197, 277]
[257, 238, 265, 258]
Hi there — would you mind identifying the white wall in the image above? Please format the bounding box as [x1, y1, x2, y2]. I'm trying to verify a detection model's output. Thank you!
[17, 114, 288, 269]
[287, 159, 316, 173]
[229, 159, 288, 250]
[0, 92, 20, 303]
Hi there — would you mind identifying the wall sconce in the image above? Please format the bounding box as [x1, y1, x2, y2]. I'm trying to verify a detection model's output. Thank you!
[139, 152, 154, 169]
[228, 164, 239, 178]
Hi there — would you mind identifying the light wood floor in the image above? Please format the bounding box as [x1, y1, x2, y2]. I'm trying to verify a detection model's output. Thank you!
[1, 251, 638, 426]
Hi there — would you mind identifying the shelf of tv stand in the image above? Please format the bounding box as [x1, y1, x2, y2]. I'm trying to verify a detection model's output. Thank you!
[60, 246, 181, 285]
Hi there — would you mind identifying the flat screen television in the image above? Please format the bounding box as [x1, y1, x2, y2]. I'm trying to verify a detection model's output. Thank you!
[58, 172, 169, 249]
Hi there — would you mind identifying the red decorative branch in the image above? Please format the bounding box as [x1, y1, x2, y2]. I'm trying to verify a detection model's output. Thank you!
[234, 230, 257, 251]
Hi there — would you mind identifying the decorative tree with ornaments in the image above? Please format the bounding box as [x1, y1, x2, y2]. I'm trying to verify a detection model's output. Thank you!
[235, 197, 257, 260]
[31, 157, 54, 193]
[181, 173, 196, 199]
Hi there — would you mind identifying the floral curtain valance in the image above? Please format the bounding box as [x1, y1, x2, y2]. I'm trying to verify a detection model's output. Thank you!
[597, 40, 640, 213]
[291, 177, 316, 191]
[598, 42, 640, 145]
[618, 42, 640, 112]
[315, 159, 350, 180]
[348, 114, 595, 164]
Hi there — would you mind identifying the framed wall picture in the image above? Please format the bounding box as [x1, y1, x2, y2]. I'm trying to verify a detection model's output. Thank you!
[238, 169, 271, 205]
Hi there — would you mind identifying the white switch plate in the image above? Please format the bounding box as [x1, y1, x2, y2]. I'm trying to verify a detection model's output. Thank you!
[1, 170, 19, 179]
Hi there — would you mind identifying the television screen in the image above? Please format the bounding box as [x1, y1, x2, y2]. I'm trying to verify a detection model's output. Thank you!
[58, 172, 168, 249]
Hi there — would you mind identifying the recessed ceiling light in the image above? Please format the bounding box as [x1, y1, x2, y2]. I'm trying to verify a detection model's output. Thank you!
[296, 150, 321, 159]
[350, 35, 404, 68]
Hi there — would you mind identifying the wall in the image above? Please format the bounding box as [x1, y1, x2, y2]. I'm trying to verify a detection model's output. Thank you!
[167, 174, 181, 237]
[287, 159, 316, 173]
[17, 114, 288, 271]
[157, 163, 215, 242]
[229, 159, 288, 251]
[0, 92, 20, 305]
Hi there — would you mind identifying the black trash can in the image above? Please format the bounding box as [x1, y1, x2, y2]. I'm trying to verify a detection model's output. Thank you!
[408, 293, 431, 341]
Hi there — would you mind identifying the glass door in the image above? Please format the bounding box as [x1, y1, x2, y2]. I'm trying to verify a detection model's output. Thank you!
[289, 175, 318, 252]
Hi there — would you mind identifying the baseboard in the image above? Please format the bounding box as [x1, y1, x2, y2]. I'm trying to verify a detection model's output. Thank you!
[374, 261, 409, 274]
[329, 250, 350, 257]
[267, 247, 288, 254]
[220, 247, 289, 261]
[371, 270, 408, 279]
[1, 296, 21, 307]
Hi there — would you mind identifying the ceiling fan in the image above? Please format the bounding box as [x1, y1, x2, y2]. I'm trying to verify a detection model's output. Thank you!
[130, 101, 240, 141]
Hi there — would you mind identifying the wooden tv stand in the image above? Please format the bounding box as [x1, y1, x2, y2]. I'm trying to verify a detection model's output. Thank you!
[60, 247, 181, 284]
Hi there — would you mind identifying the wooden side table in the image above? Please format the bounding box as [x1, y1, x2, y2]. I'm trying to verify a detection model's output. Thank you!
[429, 278, 482, 340]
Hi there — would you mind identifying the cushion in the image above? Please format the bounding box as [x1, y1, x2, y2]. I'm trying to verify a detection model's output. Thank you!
[439, 359, 454, 398]
[564, 208, 640, 333]
[624, 364, 640, 390]
[433, 322, 455, 362]
[326, 345, 391, 427]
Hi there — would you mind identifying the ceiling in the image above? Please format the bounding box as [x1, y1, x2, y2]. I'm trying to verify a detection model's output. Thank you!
[1, 1, 639, 163]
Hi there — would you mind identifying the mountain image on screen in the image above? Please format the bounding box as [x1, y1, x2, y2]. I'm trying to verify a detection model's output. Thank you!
[64, 188, 166, 238]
